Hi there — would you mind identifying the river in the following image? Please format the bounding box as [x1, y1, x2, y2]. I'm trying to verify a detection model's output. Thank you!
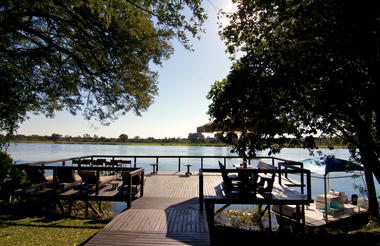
[7, 143, 379, 204]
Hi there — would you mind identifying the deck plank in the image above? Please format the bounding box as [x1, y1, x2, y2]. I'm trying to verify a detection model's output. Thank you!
[87, 171, 314, 245]
[86, 172, 210, 245]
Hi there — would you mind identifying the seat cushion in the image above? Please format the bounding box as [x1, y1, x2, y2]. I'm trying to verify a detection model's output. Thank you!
[99, 175, 115, 185]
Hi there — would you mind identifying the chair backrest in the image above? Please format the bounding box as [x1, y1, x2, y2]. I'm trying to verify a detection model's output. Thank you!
[257, 161, 276, 193]
[78, 170, 98, 184]
[56, 167, 75, 183]
[121, 171, 144, 185]
[25, 168, 47, 184]
[257, 161, 277, 170]
[218, 161, 233, 191]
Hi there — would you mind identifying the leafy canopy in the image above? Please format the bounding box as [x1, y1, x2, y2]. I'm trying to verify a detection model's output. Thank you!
[0, 0, 206, 149]
[209, 0, 379, 160]
[207, 0, 379, 217]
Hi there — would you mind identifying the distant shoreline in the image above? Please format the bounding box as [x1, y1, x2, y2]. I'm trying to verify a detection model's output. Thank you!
[10, 140, 348, 149]
[10, 140, 229, 147]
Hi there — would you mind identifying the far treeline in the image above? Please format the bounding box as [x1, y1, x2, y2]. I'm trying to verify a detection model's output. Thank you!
[10, 133, 347, 148]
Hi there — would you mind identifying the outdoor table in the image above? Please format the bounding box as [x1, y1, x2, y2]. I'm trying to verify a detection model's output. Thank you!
[233, 163, 256, 194]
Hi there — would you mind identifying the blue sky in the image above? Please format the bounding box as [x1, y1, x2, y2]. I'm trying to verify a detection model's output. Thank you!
[17, 0, 237, 139]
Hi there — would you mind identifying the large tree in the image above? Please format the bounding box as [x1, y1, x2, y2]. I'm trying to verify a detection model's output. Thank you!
[207, 0, 379, 219]
[0, 0, 206, 148]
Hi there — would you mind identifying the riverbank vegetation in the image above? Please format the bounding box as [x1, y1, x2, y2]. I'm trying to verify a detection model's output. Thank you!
[9, 133, 348, 148]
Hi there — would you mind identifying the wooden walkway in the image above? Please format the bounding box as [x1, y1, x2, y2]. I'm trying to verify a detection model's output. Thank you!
[86, 169, 314, 245]
[86, 172, 210, 245]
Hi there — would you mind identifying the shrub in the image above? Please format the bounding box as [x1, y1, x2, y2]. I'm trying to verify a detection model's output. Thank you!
[0, 151, 27, 202]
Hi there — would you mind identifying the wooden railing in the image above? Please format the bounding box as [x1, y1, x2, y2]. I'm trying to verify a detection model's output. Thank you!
[15, 154, 298, 172]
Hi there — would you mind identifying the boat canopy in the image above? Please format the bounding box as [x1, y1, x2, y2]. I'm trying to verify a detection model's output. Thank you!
[302, 157, 363, 176]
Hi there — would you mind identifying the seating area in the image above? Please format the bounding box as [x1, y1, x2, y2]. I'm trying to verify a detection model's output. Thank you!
[200, 160, 313, 231]
[218, 161, 276, 199]
[316, 190, 348, 216]
[15, 161, 145, 210]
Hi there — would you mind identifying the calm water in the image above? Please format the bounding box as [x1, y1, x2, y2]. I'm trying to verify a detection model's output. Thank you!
[8, 143, 379, 201]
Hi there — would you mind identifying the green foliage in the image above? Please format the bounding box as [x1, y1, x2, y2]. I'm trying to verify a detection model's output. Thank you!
[188, 132, 206, 143]
[0, 0, 207, 146]
[0, 151, 13, 189]
[215, 206, 266, 231]
[208, 0, 379, 217]
[0, 151, 27, 201]
[11, 133, 224, 145]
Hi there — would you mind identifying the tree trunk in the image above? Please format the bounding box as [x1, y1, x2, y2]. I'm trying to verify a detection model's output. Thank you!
[359, 147, 380, 220]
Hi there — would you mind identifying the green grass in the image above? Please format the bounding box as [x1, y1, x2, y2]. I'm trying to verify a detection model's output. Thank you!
[0, 215, 109, 246]
[0, 199, 112, 246]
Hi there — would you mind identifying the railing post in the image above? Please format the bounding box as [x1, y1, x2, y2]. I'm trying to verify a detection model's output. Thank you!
[201, 157, 204, 169]
[134, 157, 137, 168]
[223, 157, 226, 167]
[199, 169, 204, 213]
[156, 157, 159, 172]
[307, 171, 312, 201]
[178, 157, 181, 172]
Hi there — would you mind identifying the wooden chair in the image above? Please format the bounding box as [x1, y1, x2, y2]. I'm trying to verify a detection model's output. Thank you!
[219, 161, 262, 199]
[256, 161, 276, 198]
[218, 161, 256, 198]
[218, 161, 239, 192]
[55, 167, 82, 191]
[120, 170, 145, 197]
[24, 167, 53, 192]
[78, 170, 114, 195]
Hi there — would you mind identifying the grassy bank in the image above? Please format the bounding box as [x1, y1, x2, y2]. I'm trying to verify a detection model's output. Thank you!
[0, 199, 112, 246]
[0, 216, 109, 246]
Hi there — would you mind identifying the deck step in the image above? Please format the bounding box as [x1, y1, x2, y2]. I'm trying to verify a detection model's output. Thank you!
[86, 231, 210, 246]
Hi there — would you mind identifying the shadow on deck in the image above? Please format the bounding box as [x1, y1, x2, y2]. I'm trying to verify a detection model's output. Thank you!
[86, 172, 210, 245]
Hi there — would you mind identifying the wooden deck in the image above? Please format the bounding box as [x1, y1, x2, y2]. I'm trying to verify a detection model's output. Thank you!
[86, 171, 210, 246]
[86, 169, 314, 245]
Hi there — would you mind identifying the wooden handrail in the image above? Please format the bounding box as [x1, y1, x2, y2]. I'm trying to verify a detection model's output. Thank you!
[14, 155, 299, 172]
